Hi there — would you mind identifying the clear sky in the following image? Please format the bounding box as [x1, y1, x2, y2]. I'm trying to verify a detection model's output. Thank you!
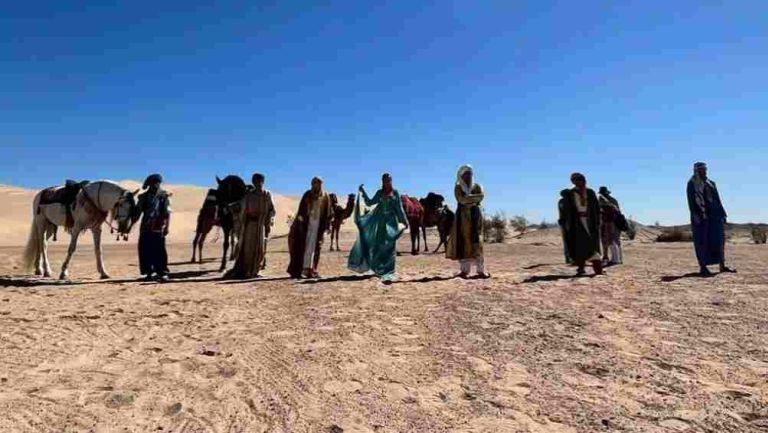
[2, 1, 766, 224]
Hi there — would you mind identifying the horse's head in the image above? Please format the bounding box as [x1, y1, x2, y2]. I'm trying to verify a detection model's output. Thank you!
[116, 189, 140, 235]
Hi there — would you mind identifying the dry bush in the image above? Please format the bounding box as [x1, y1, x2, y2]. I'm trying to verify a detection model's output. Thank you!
[510, 215, 529, 234]
[656, 228, 693, 243]
[483, 212, 508, 243]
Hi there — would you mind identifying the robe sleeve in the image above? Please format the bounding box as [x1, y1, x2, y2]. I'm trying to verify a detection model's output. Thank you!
[455, 184, 483, 206]
[712, 182, 727, 220]
[686, 181, 701, 219]
[362, 190, 381, 207]
[394, 191, 408, 225]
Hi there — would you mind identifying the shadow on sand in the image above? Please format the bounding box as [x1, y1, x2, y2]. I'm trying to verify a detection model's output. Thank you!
[522, 263, 565, 270]
[299, 275, 375, 285]
[522, 274, 596, 283]
[0, 276, 143, 288]
[660, 272, 709, 282]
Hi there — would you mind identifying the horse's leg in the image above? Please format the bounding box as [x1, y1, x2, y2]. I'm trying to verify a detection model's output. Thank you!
[41, 222, 54, 277]
[59, 227, 82, 280]
[34, 218, 44, 276]
[91, 227, 109, 279]
[219, 228, 230, 272]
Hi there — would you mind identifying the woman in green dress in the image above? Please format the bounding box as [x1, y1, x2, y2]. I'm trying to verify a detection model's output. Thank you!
[348, 173, 409, 281]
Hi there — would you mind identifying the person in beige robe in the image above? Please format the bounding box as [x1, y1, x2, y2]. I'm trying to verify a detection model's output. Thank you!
[226, 173, 275, 279]
[447, 165, 490, 278]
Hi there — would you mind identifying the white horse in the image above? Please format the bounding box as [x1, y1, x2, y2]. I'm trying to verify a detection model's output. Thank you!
[23, 181, 139, 280]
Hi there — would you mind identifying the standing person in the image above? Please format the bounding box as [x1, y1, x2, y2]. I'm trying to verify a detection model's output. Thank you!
[287, 177, 332, 278]
[687, 162, 735, 276]
[136, 174, 172, 282]
[348, 173, 409, 282]
[560, 173, 603, 276]
[226, 173, 275, 279]
[598, 186, 623, 265]
[558, 194, 572, 264]
[447, 165, 490, 278]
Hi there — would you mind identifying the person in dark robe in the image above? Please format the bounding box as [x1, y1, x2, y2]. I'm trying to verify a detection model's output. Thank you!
[136, 174, 171, 282]
[598, 186, 623, 265]
[557, 195, 572, 264]
[287, 177, 332, 278]
[686, 162, 735, 277]
[560, 173, 603, 276]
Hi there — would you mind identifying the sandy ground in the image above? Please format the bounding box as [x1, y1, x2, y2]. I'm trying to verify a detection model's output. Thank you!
[1, 231, 767, 433]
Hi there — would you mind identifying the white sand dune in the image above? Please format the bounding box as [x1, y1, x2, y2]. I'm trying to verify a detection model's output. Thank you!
[0, 181, 301, 247]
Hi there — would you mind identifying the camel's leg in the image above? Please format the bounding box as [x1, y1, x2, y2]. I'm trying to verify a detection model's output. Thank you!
[422, 225, 429, 252]
[92, 227, 109, 279]
[192, 232, 199, 263]
[59, 227, 82, 280]
[219, 229, 230, 272]
[335, 228, 340, 251]
[433, 238, 445, 254]
[230, 232, 237, 261]
[198, 232, 207, 263]
[410, 225, 419, 255]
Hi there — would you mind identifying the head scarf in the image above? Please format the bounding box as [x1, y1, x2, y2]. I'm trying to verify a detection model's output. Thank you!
[457, 165, 474, 195]
[143, 173, 163, 189]
[309, 176, 324, 204]
[252, 173, 265, 186]
[690, 162, 714, 213]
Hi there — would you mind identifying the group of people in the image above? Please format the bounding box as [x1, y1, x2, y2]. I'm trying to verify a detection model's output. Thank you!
[131, 161, 734, 283]
[557, 162, 735, 277]
[558, 174, 627, 276]
[218, 166, 489, 283]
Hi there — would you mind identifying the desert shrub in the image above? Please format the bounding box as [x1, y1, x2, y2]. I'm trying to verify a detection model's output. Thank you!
[482, 212, 508, 243]
[510, 215, 529, 234]
[656, 228, 693, 243]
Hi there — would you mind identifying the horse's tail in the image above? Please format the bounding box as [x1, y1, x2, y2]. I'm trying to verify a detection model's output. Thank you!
[23, 194, 44, 272]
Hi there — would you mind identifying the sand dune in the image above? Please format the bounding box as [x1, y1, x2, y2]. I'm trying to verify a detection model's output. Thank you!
[0, 181, 302, 247]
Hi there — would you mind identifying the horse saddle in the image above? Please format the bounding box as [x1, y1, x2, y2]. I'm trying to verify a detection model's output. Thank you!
[39, 180, 90, 206]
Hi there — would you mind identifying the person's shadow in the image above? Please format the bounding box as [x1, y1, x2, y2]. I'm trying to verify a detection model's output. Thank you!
[660, 272, 709, 282]
[522, 274, 595, 283]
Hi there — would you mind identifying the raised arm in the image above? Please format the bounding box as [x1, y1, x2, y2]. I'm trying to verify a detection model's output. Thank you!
[362, 189, 382, 207]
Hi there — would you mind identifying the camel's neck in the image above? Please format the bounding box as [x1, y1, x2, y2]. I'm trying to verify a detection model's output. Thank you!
[342, 200, 355, 218]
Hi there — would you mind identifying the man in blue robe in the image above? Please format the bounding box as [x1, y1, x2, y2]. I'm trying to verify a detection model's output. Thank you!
[686, 162, 735, 277]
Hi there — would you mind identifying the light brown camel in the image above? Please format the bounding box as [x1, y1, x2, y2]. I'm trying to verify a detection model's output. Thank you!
[328, 193, 355, 251]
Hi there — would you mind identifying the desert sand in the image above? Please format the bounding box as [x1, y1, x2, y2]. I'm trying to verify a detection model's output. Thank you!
[0, 224, 767, 433]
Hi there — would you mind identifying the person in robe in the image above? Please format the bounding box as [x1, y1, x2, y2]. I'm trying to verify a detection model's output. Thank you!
[447, 165, 490, 278]
[226, 173, 275, 279]
[557, 195, 572, 264]
[560, 173, 603, 276]
[287, 177, 332, 278]
[598, 186, 623, 265]
[686, 162, 735, 277]
[136, 174, 172, 282]
[348, 173, 409, 282]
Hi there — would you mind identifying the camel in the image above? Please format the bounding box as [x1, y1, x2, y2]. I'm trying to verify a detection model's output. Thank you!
[418, 193, 453, 253]
[191, 188, 219, 263]
[23, 181, 139, 280]
[328, 193, 355, 251]
[214, 175, 248, 272]
[401, 195, 425, 255]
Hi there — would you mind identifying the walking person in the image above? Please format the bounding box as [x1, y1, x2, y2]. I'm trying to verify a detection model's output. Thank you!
[226, 173, 275, 279]
[447, 165, 490, 278]
[348, 173, 409, 282]
[136, 174, 172, 282]
[687, 162, 735, 277]
[560, 173, 603, 276]
[598, 186, 623, 266]
[287, 177, 333, 278]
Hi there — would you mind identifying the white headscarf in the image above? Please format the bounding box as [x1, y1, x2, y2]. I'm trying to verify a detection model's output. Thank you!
[457, 164, 474, 195]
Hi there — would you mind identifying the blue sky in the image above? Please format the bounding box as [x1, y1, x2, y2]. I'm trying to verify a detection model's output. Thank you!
[2, 1, 766, 224]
